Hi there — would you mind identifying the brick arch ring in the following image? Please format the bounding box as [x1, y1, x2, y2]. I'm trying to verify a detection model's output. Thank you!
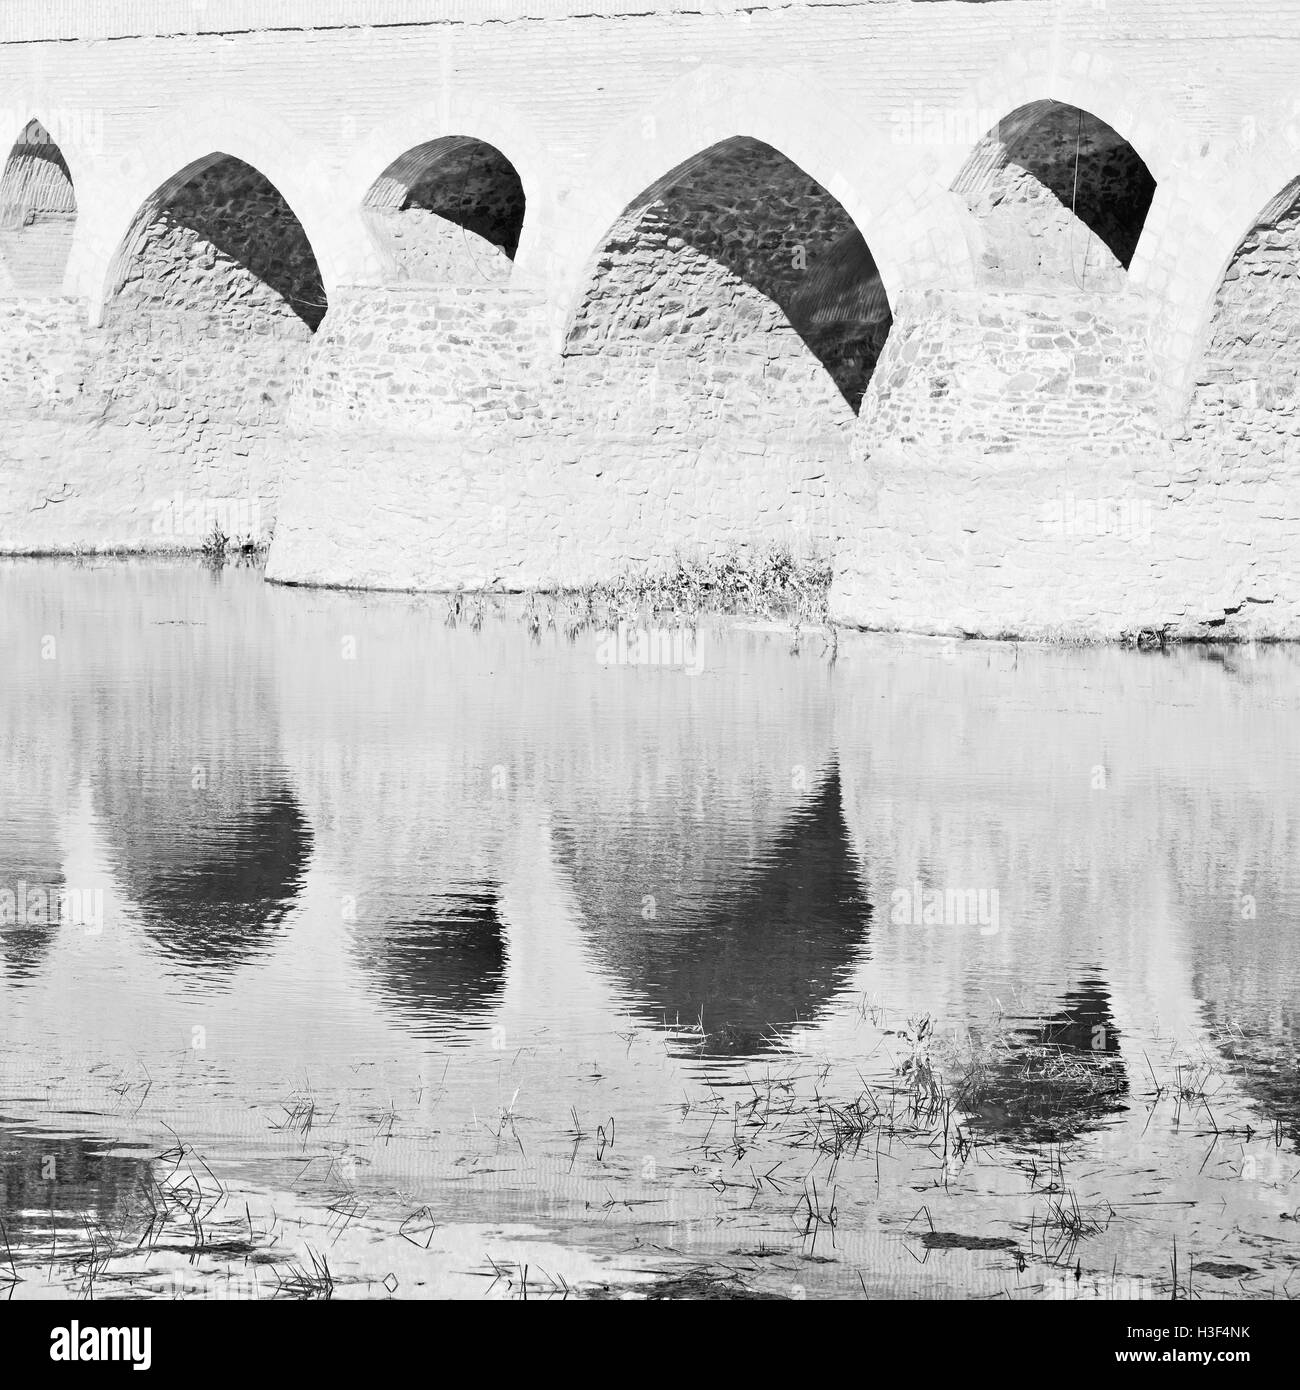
[336, 94, 556, 288]
[550, 63, 979, 348]
[70, 102, 344, 324]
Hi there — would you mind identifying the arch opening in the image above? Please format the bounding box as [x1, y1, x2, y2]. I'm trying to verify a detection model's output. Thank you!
[113, 788, 312, 972]
[363, 137, 525, 285]
[954, 102, 1155, 292]
[555, 765, 870, 1057]
[565, 137, 892, 414]
[1194, 179, 1300, 417]
[350, 885, 508, 1034]
[0, 119, 77, 296]
[110, 154, 327, 331]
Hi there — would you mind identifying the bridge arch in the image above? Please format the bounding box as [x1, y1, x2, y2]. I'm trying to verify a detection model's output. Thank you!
[555, 65, 974, 341]
[362, 136, 525, 286]
[83, 143, 331, 484]
[105, 151, 328, 331]
[943, 45, 1197, 299]
[1185, 174, 1300, 431]
[0, 117, 79, 298]
[951, 99, 1157, 293]
[75, 105, 344, 321]
[338, 95, 553, 285]
[564, 133, 895, 415]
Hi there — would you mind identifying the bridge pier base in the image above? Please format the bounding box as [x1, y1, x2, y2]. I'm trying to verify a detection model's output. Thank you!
[828, 289, 1300, 641]
[266, 282, 838, 591]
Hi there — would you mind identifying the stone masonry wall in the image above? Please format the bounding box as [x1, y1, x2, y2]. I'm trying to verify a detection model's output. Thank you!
[273, 275, 839, 589]
[0, 156, 324, 550]
[271, 138, 866, 588]
[268, 424, 836, 592]
[289, 285, 550, 436]
[829, 265, 1300, 640]
[4, 1, 1300, 634]
[864, 287, 1161, 454]
[829, 287, 1180, 640]
[1187, 184, 1300, 471]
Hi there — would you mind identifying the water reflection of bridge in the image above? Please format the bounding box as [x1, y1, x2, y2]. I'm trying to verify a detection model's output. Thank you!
[3, 566, 1299, 1146]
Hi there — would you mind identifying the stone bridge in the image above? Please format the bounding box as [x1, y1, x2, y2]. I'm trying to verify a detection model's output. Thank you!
[2, 0, 1299, 639]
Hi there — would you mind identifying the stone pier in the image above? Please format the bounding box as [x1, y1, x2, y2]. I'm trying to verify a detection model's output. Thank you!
[2, 1, 1300, 637]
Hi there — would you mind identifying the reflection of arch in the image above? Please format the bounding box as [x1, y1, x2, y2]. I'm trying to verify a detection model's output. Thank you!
[0, 1125, 151, 1248]
[0, 818, 62, 985]
[103, 786, 311, 971]
[363, 136, 525, 284]
[0, 118, 77, 295]
[962, 979, 1128, 1145]
[566, 136, 891, 412]
[557, 767, 870, 1056]
[350, 885, 508, 1034]
[108, 153, 328, 330]
[1181, 837, 1300, 1149]
[953, 100, 1155, 291]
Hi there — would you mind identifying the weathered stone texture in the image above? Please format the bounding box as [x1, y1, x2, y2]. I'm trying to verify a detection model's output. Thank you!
[0, 120, 76, 297]
[365, 139, 524, 285]
[275, 281, 837, 589]
[115, 157, 325, 331]
[0, 157, 325, 549]
[831, 263, 1300, 640]
[864, 288, 1161, 453]
[958, 106, 1155, 293]
[568, 138, 890, 412]
[3, 1, 1300, 635]
[1189, 185, 1300, 461]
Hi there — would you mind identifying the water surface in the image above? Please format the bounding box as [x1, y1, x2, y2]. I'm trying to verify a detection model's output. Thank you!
[1, 559, 1297, 1299]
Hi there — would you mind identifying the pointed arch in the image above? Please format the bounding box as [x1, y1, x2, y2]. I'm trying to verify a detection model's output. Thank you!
[77, 103, 346, 321]
[556, 64, 975, 341]
[362, 136, 525, 286]
[1188, 176, 1300, 419]
[0, 118, 77, 295]
[953, 100, 1156, 292]
[565, 135, 893, 414]
[107, 152, 327, 331]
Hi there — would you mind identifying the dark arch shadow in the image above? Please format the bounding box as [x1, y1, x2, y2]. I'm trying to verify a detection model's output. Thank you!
[0, 799, 67, 985]
[366, 136, 525, 267]
[565, 136, 892, 412]
[0, 1124, 153, 1251]
[0, 118, 77, 294]
[960, 977, 1129, 1145]
[101, 785, 311, 973]
[954, 101, 1155, 283]
[1200, 1008, 1300, 1151]
[0, 863, 63, 985]
[1190, 909, 1300, 1151]
[111, 153, 327, 330]
[556, 766, 871, 1057]
[349, 885, 508, 1034]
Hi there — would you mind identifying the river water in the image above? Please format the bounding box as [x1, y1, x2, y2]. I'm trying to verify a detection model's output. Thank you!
[1, 558, 1297, 1300]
